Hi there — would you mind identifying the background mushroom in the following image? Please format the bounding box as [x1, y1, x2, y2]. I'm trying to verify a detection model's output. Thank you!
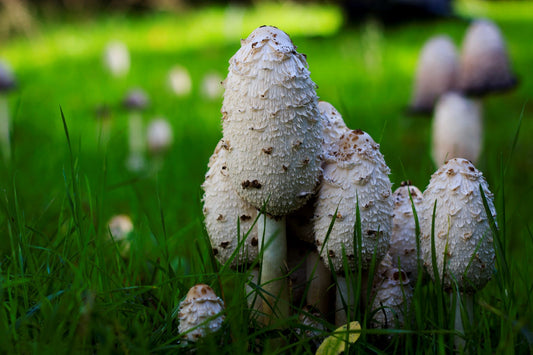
[431, 92, 482, 167]
[220, 26, 323, 321]
[390, 182, 424, 284]
[168, 65, 192, 97]
[0, 60, 16, 162]
[409, 35, 459, 114]
[147, 117, 174, 172]
[122, 88, 149, 172]
[107, 214, 134, 258]
[178, 284, 225, 342]
[458, 19, 517, 96]
[103, 40, 130, 77]
[420, 158, 496, 348]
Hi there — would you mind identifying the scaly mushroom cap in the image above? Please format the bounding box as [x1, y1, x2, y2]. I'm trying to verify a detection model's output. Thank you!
[178, 284, 225, 342]
[420, 158, 496, 293]
[371, 254, 413, 329]
[318, 101, 349, 154]
[222, 26, 323, 216]
[458, 19, 517, 96]
[0, 61, 16, 92]
[313, 129, 393, 273]
[432, 92, 482, 167]
[410, 35, 459, 114]
[390, 182, 423, 283]
[202, 140, 259, 267]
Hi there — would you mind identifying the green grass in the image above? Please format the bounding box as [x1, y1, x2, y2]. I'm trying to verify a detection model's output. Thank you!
[1, 1, 533, 353]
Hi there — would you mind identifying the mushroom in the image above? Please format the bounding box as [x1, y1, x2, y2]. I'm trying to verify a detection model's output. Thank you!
[103, 41, 130, 77]
[147, 117, 173, 155]
[202, 139, 259, 268]
[122, 88, 149, 172]
[107, 214, 134, 258]
[431, 92, 482, 167]
[0, 60, 16, 162]
[201, 72, 224, 100]
[370, 253, 413, 332]
[420, 158, 496, 348]
[221, 26, 323, 320]
[389, 182, 424, 284]
[313, 129, 393, 325]
[409, 35, 459, 114]
[168, 65, 192, 96]
[458, 19, 517, 96]
[178, 284, 225, 342]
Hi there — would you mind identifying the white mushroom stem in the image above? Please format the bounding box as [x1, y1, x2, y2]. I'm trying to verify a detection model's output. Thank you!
[257, 214, 289, 321]
[0, 96, 11, 162]
[306, 250, 331, 315]
[127, 112, 145, 172]
[454, 291, 474, 351]
[335, 276, 356, 326]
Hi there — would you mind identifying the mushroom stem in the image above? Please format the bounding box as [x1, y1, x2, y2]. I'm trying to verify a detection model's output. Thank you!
[335, 276, 356, 326]
[306, 250, 332, 315]
[257, 214, 289, 322]
[453, 291, 474, 351]
[127, 112, 145, 172]
[0, 96, 11, 162]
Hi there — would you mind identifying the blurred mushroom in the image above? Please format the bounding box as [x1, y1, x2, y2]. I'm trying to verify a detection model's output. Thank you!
[458, 19, 517, 96]
[103, 41, 130, 77]
[168, 65, 192, 96]
[178, 284, 225, 342]
[122, 88, 149, 172]
[0, 60, 16, 162]
[409, 35, 459, 114]
[431, 92, 482, 167]
[221, 26, 323, 321]
[108, 214, 134, 258]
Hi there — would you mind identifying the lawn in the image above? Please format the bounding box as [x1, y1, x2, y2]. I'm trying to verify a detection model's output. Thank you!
[0, 0, 532, 353]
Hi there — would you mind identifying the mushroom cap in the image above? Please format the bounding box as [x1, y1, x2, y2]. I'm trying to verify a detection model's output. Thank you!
[389, 182, 424, 283]
[202, 140, 259, 267]
[168, 65, 192, 96]
[371, 253, 413, 329]
[178, 284, 225, 342]
[0, 61, 16, 92]
[313, 129, 393, 273]
[147, 118, 173, 154]
[432, 92, 482, 167]
[410, 35, 459, 114]
[458, 19, 517, 96]
[103, 41, 130, 77]
[222, 26, 323, 216]
[122, 88, 149, 111]
[420, 158, 496, 293]
[318, 101, 349, 158]
[107, 214, 134, 257]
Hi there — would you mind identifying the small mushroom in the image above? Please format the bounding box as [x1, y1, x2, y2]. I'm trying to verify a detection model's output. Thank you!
[108, 214, 134, 258]
[409, 35, 459, 114]
[168, 65, 192, 96]
[431, 92, 482, 167]
[147, 117, 173, 155]
[103, 41, 130, 77]
[0, 60, 16, 161]
[122, 88, 149, 172]
[458, 19, 517, 96]
[389, 182, 424, 284]
[178, 284, 225, 342]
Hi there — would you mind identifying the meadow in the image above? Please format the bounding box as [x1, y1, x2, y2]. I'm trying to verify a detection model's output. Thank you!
[0, 0, 532, 353]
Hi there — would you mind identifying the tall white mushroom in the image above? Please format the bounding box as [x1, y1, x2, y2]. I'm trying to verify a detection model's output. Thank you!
[431, 92, 482, 167]
[0, 60, 16, 162]
[221, 26, 323, 320]
[409, 35, 459, 114]
[313, 129, 393, 325]
[390, 182, 424, 284]
[103, 41, 130, 77]
[178, 284, 225, 342]
[458, 19, 517, 96]
[123, 89, 149, 172]
[420, 158, 496, 348]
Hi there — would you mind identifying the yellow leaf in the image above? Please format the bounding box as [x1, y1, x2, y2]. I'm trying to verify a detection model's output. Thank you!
[316, 321, 361, 355]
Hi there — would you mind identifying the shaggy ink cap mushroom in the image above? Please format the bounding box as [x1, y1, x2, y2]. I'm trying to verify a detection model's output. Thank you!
[458, 19, 517, 96]
[432, 92, 482, 166]
[420, 158, 496, 293]
[0, 61, 16, 92]
[202, 140, 259, 267]
[122, 88, 149, 111]
[390, 182, 424, 283]
[409, 35, 459, 114]
[318, 101, 349, 158]
[178, 284, 225, 342]
[222, 26, 323, 216]
[313, 129, 393, 273]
